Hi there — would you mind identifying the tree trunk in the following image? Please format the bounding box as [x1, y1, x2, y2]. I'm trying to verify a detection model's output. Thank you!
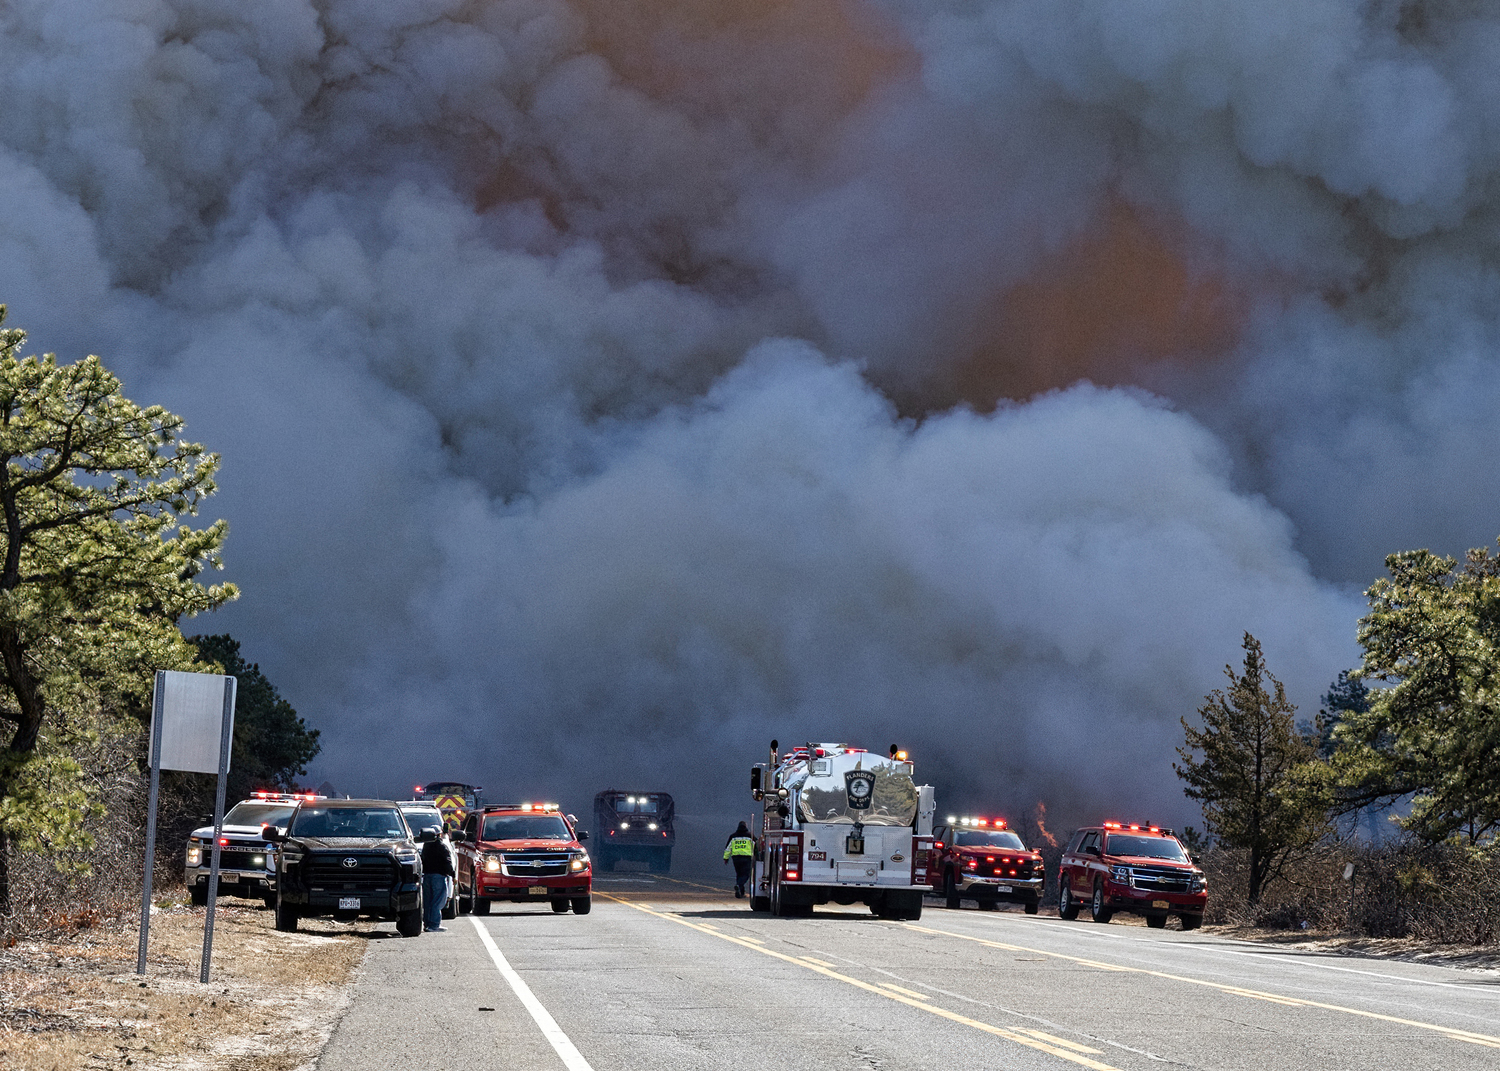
[1247, 845, 1263, 905]
[0, 625, 45, 914]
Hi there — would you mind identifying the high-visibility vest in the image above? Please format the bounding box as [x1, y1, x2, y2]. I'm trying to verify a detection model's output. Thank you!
[724, 836, 754, 859]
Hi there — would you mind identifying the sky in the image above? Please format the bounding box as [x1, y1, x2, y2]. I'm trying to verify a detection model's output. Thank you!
[3, 0, 1498, 832]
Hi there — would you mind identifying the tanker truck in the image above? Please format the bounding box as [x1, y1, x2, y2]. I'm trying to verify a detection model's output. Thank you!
[748, 741, 934, 919]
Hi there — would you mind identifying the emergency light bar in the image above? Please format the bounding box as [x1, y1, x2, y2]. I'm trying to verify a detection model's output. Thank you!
[251, 790, 323, 801]
[488, 802, 561, 812]
[948, 816, 1007, 828]
[1102, 821, 1175, 835]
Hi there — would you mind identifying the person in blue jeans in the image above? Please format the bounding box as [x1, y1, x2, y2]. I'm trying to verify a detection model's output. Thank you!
[420, 830, 454, 931]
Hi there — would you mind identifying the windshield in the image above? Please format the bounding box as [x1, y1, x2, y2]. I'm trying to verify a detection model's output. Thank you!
[609, 795, 658, 814]
[402, 810, 444, 837]
[223, 803, 297, 828]
[290, 807, 409, 839]
[955, 830, 1025, 850]
[797, 758, 918, 827]
[1105, 834, 1188, 861]
[482, 815, 572, 841]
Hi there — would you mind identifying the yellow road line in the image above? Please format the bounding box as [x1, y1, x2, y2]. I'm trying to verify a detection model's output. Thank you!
[799, 956, 836, 967]
[1017, 1029, 1105, 1055]
[904, 922, 1500, 1048]
[878, 982, 928, 999]
[596, 894, 1120, 1071]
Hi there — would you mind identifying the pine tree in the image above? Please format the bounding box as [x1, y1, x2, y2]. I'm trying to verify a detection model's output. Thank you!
[1175, 633, 1329, 904]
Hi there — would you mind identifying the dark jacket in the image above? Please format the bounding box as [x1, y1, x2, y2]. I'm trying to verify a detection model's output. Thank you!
[421, 837, 455, 877]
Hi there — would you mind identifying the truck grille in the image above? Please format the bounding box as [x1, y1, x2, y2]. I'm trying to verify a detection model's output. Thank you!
[500, 851, 571, 878]
[306, 854, 396, 892]
[1126, 866, 1192, 892]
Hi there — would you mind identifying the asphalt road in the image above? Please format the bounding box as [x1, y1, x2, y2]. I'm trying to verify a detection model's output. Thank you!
[318, 875, 1500, 1070]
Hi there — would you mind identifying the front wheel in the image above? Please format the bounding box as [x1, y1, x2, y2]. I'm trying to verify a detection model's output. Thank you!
[1179, 913, 1203, 931]
[474, 897, 492, 916]
[944, 871, 961, 910]
[571, 895, 592, 915]
[274, 897, 298, 933]
[1145, 914, 1167, 929]
[263, 894, 277, 910]
[551, 899, 571, 914]
[189, 884, 208, 907]
[396, 908, 423, 937]
[1090, 880, 1113, 924]
[1058, 877, 1080, 920]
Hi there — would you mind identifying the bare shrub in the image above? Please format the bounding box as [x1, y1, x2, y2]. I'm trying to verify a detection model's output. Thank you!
[1352, 841, 1500, 944]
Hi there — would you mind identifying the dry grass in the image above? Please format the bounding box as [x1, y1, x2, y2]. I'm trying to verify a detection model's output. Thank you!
[0, 886, 368, 1071]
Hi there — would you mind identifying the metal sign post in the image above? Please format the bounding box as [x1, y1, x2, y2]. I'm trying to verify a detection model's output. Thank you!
[136, 671, 237, 979]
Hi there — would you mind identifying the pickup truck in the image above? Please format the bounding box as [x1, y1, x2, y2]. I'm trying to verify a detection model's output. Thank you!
[268, 798, 424, 937]
[930, 817, 1044, 912]
[453, 803, 593, 915]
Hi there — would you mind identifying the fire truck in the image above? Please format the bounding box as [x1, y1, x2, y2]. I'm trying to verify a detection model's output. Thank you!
[748, 741, 934, 919]
[413, 781, 483, 830]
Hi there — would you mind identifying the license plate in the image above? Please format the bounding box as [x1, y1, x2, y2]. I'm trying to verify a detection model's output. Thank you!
[339, 897, 360, 910]
[1152, 900, 1169, 909]
[528, 886, 547, 896]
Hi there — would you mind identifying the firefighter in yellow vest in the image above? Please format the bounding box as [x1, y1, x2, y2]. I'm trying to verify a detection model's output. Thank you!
[723, 821, 755, 899]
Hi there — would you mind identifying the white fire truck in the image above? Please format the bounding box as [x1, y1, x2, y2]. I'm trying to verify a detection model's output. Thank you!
[748, 741, 935, 919]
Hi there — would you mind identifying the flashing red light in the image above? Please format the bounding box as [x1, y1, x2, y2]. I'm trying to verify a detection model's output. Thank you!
[785, 871, 798, 880]
[218, 838, 228, 846]
[814, 748, 825, 757]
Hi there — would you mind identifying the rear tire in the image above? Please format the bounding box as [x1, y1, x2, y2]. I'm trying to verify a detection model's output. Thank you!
[441, 897, 457, 920]
[1023, 898, 1039, 915]
[944, 871, 961, 910]
[457, 879, 472, 915]
[571, 896, 592, 915]
[274, 897, 298, 933]
[474, 897, 492, 916]
[190, 884, 208, 907]
[1090, 880, 1113, 924]
[1179, 913, 1203, 931]
[551, 899, 570, 913]
[750, 893, 770, 912]
[1058, 878, 1080, 920]
[396, 908, 423, 937]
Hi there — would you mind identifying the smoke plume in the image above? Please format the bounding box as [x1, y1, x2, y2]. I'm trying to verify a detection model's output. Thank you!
[3, 0, 1495, 830]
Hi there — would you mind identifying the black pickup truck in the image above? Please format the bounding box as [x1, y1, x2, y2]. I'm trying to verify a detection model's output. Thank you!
[269, 799, 424, 937]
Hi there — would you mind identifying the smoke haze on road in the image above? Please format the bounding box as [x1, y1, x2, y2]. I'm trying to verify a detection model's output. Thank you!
[2, 0, 1494, 828]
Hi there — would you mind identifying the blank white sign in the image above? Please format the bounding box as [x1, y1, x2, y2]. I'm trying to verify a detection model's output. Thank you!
[153, 671, 235, 774]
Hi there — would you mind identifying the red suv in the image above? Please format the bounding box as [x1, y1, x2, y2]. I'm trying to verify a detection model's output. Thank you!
[1058, 822, 1206, 930]
[453, 803, 593, 915]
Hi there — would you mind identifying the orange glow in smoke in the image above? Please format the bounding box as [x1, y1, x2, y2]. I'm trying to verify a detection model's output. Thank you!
[574, 0, 914, 147]
[954, 203, 1248, 406]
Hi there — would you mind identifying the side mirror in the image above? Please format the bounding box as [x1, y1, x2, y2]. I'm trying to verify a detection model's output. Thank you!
[577, 830, 589, 842]
[266, 826, 287, 843]
[416, 829, 438, 843]
[750, 767, 762, 797]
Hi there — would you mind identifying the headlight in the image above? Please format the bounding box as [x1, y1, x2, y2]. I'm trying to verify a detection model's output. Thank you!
[186, 847, 202, 866]
[282, 850, 303, 866]
[647, 823, 658, 831]
[396, 850, 419, 865]
[1190, 871, 1207, 892]
[570, 853, 590, 872]
[1111, 866, 1130, 880]
[484, 855, 502, 873]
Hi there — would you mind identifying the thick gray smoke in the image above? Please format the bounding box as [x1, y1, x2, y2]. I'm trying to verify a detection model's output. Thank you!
[4, 0, 1493, 830]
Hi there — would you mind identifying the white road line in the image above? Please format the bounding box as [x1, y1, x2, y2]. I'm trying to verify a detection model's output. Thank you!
[469, 917, 595, 1071]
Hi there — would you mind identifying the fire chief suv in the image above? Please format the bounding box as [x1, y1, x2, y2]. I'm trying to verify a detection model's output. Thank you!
[454, 802, 592, 915]
[268, 799, 424, 937]
[1058, 822, 1206, 930]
